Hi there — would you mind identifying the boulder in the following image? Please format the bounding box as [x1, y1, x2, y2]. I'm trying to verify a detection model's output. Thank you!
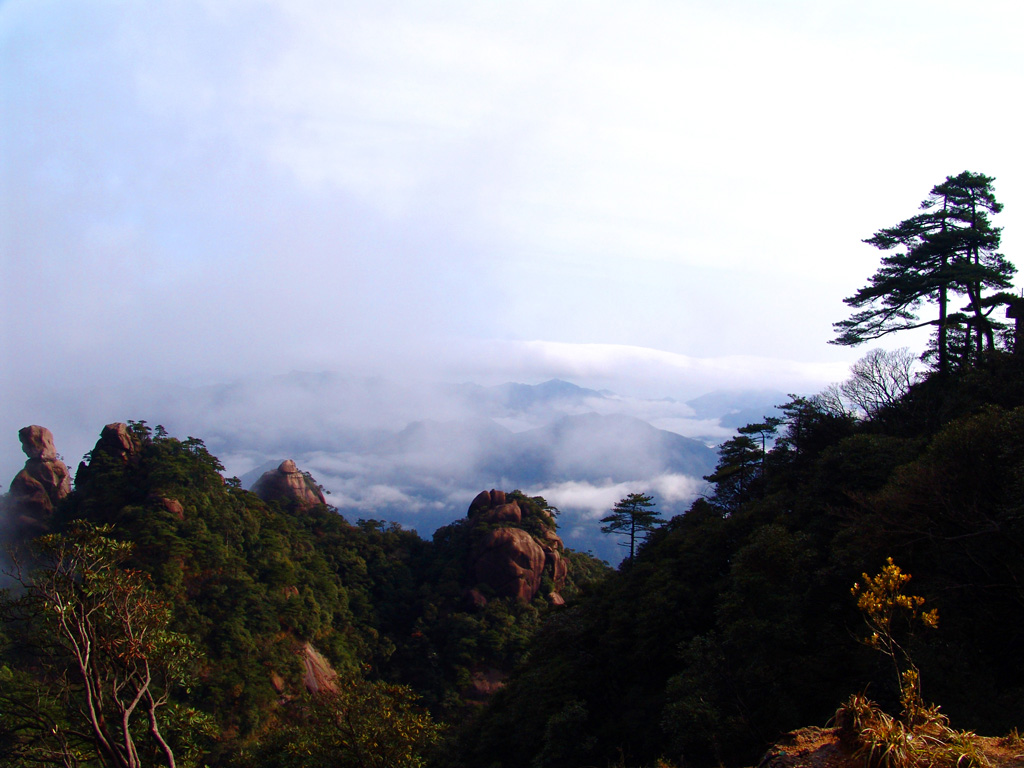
[5, 426, 71, 536]
[468, 488, 507, 517]
[18, 425, 57, 461]
[95, 423, 139, 463]
[543, 547, 568, 591]
[472, 527, 546, 602]
[251, 460, 326, 511]
[149, 495, 185, 521]
[465, 488, 570, 601]
[478, 501, 522, 525]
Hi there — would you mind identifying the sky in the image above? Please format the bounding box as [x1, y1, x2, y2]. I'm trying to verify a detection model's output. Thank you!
[3, 0, 1024, 498]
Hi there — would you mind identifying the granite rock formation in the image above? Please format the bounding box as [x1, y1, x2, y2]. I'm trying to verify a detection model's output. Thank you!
[465, 488, 568, 604]
[251, 460, 326, 511]
[5, 426, 71, 535]
[471, 527, 546, 602]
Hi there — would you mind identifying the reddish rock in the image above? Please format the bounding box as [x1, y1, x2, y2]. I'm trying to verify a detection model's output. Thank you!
[464, 488, 570, 600]
[251, 460, 326, 511]
[544, 547, 569, 590]
[96, 423, 139, 462]
[468, 490, 492, 516]
[269, 671, 286, 695]
[18, 426, 57, 461]
[150, 495, 185, 521]
[300, 642, 338, 694]
[548, 592, 566, 606]
[464, 587, 488, 610]
[539, 527, 564, 551]
[462, 666, 507, 704]
[478, 501, 522, 525]
[472, 528, 546, 602]
[5, 426, 71, 536]
[468, 488, 509, 517]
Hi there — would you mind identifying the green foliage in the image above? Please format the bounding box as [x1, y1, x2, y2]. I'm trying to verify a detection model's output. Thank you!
[456, 356, 1024, 768]
[833, 171, 1015, 374]
[0, 422, 612, 766]
[240, 678, 442, 768]
[851, 559, 938, 720]
[0, 521, 206, 768]
[704, 418, 781, 510]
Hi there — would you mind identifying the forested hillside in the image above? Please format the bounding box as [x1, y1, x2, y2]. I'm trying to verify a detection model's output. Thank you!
[445, 171, 1024, 768]
[449, 352, 1024, 766]
[0, 421, 607, 767]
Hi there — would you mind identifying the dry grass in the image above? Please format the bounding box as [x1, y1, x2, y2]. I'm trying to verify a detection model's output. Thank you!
[832, 693, 990, 768]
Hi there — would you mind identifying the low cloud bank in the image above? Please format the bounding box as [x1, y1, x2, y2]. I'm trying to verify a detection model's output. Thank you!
[1, 366, 808, 561]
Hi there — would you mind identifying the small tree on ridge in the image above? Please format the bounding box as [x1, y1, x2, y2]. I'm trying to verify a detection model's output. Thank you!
[600, 493, 661, 562]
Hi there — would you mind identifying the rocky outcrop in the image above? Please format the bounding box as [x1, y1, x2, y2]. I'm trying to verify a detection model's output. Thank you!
[5, 426, 71, 535]
[149, 495, 185, 521]
[462, 666, 508, 704]
[472, 527, 546, 601]
[466, 489, 568, 604]
[300, 642, 339, 694]
[95, 422, 138, 463]
[71, 423, 143, 496]
[251, 460, 326, 511]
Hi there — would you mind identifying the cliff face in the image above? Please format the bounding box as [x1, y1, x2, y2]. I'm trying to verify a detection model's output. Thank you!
[5, 426, 71, 535]
[251, 459, 326, 511]
[465, 489, 567, 604]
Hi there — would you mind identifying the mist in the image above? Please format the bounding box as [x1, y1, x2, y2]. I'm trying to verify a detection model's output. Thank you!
[5, 1, 1023, 559]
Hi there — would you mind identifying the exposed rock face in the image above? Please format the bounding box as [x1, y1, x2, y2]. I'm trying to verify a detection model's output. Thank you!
[468, 488, 507, 514]
[300, 642, 338, 694]
[5, 426, 71, 535]
[472, 527, 546, 602]
[96, 422, 138, 462]
[251, 460, 326, 511]
[462, 666, 508, 704]
[466, 489, 568, 603]
[463, 587, 488, 610]
[72, 423, 142, 496]
[149, 495, 185, 521]
[19, 426, 58, 461]
[480, 501, 522, 525]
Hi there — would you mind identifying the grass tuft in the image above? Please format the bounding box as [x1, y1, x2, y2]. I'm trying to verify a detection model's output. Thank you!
[832, 694, 990, 768]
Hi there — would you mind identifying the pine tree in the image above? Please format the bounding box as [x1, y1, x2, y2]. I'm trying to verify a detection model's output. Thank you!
[832, 171, 1015, 374]
[600, 493, 661, 562]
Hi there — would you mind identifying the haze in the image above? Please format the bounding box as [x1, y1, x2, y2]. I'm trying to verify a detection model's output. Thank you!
[3, 1, 1023, 538]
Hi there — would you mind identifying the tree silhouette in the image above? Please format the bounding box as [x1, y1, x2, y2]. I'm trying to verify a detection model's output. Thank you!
[600, 493, 661, 562]
[832, 171, 1014, 374]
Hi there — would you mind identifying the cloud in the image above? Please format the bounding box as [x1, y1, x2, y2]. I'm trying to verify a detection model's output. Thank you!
[530, 474, 707, 522]
[5, 0, 1022, 565]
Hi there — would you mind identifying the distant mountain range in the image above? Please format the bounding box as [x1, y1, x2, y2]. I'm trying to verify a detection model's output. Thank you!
[1, 373, 789, 564]
[231, 377, 786, 563]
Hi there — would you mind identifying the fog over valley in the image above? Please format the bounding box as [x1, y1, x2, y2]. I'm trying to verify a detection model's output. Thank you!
[3, 0, 1020, 557]
[1, 372, 788, 562]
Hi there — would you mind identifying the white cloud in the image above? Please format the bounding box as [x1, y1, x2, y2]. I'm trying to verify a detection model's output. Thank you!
[529, 473, 707, 523]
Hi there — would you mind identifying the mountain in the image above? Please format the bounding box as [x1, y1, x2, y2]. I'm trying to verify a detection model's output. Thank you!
[451, 353, 1024, 768]
[685, 388, 787, 429]
[504, 413, 715, 484]
[237, 411, 717, 560]
[448, 378, 607, 414]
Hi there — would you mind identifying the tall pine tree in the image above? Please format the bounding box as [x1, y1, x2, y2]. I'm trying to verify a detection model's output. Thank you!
[832, 171, 1014, 374]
